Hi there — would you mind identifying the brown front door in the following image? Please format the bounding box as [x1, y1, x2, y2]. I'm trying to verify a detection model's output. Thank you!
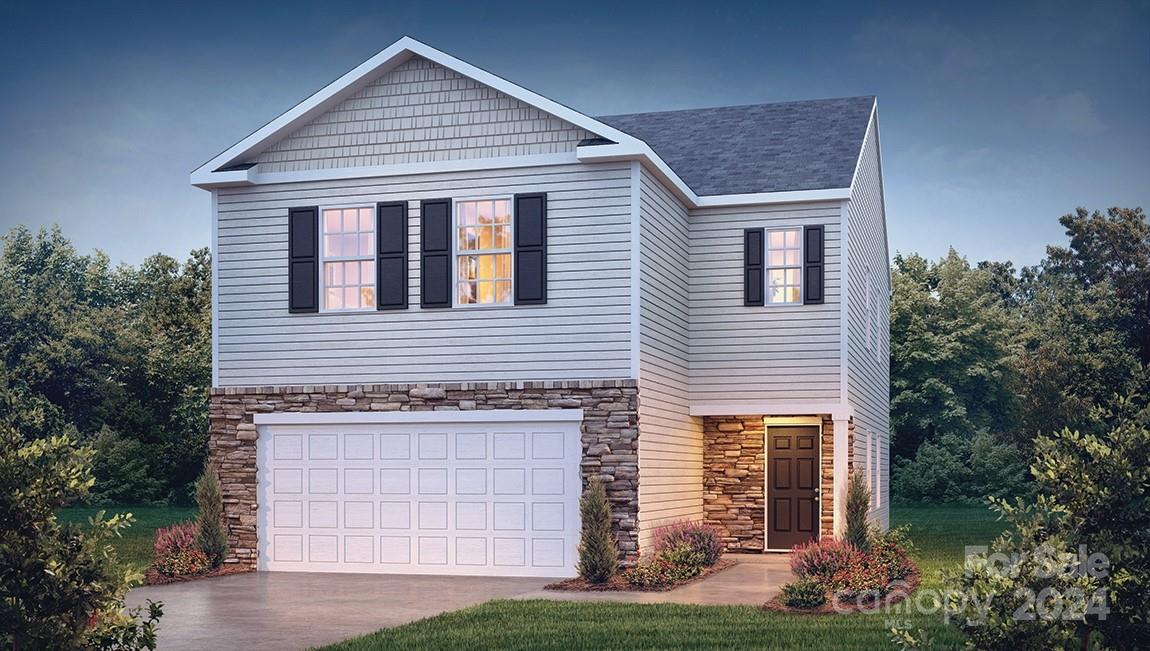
[767, 426, 819, 549]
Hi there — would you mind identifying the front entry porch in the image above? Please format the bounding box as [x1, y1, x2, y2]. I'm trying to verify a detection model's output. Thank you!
[702, 415, 853, 553]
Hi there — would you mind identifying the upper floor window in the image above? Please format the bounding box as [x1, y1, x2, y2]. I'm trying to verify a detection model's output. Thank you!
[766, 228, 802, 305]
[456, 199, 512, 305]
[322, 206, 375, 310]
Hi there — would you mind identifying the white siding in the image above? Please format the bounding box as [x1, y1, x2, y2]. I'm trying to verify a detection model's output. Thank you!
[688, 203, 844, 403]
[250, 56, 595, 173]
[214, 163, 634, 386]
[637, 168, 704, 547]
[845, 111, 891, 528]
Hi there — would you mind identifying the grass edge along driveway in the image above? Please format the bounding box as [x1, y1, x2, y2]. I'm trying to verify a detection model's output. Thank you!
[321, 505, 1003, 651]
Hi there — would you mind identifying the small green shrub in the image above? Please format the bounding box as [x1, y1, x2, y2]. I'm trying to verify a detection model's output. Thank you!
[869, 526, 917, 582]
[780, 578, 827, 608]
[790, 538, 863, 585]
[658, 541, 705, 574]
[153, 521, 210, 577]
[575, 476, 618, 584]
[652, 521, 724, 566]
[844, 471, 872, 552]
[194, 463, 227, 567]
[622, 556, 699, 587]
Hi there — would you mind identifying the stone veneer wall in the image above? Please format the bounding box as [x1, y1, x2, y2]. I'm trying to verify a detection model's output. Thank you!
[703, 415, 851, 551]
[209, 380, 639, 567]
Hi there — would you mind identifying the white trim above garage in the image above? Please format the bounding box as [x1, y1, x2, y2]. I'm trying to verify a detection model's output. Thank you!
[254, 410, 585, 425]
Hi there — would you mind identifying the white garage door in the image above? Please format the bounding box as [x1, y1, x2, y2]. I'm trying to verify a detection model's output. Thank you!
[254, 410, 583, 577]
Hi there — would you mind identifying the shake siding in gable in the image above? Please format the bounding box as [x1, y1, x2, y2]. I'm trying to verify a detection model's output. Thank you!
[250, 56, 594, 173]
[214, 163, 633, 386]
[688, 203, 844, 403]
[844, 112, 891, 528]
[637, 168, 704, 547]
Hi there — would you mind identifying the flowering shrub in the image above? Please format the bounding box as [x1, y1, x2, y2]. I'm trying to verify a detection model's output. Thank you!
[790, 538, 864, 584]
[653, 521, 724, 566]
[830, 553, 891, 598]
[868, 526, 917, 582]
[622, 556, 700, 587]
[153, 521, 210, 577]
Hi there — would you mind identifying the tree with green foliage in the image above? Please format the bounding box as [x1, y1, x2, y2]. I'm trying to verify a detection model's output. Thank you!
[891, 430, 1030, 504]
[576, 476, 618, 584]
[0, 423, 161, 649]
[889, 250, 1020, 459]
[195, 464, 228, 567]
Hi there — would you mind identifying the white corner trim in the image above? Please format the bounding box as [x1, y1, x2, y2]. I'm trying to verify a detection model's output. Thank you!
[252, 409, 585, 426]
[847, 99, 878, 193]
[209, 189, 220, 388]
[629, 161, 642, 380]
[689, 401, 852, 420]
[832, 417, 850, 537]
[190, 36, 645, 186]
[840, 199, 850, 405]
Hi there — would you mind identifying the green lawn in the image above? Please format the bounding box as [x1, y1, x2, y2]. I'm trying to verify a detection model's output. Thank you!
[57, 505, 196, 574]
[322, 504, 1005, 651]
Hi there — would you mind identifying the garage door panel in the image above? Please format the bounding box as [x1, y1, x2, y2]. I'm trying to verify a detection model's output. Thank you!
[257, 412, 582, 577]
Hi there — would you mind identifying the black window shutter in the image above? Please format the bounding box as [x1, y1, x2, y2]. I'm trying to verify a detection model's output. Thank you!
[514, 193, 547, 305]
[288, 206, 319, 313]
[420, 198, 452, 308]
[803, 225, 825, 304]
[744, 228, 764, 306]
[376, 202, 408, 310]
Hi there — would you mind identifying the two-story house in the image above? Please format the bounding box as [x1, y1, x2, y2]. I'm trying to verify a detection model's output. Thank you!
[194, 37, 889, 577]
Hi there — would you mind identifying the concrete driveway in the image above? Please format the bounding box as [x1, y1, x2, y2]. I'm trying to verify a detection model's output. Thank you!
[126, 572, 554, 650]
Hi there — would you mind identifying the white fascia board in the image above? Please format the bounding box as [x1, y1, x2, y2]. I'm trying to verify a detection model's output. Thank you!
[694, 188, 851, 207]
[191, 167, 254, 188]
[689, 401, 852, 420]
[254, 409, 584, 426]
[190, 36, 645, 188]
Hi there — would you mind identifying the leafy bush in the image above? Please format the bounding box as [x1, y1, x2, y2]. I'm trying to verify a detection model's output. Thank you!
[892, 430, 1030, 504]
[943, 403, 1150, 648]
[153, 521, 210, 577]
[622, 556, 700, 587]
[194, 464, 227, 567]
[575, 476, 618, 584]
[830, 553, 892, 598]
[790, 538, 864, 585]
[0, 423, 161, 649]
[780, 578, 827, 608]
[844, 471, 872, 552]
[652, 521, 723, 566]
[658, 540, 706, 571]
[88, 427, 168, 505]
[868, 526, 917, 582]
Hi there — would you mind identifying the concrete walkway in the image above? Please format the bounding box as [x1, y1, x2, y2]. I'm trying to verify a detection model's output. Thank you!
[126, 556, 791, 650]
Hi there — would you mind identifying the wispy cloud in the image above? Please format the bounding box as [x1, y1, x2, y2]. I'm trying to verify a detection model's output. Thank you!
[1025, 91, 1106, 135]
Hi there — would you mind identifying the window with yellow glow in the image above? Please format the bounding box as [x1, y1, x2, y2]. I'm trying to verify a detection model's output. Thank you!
[765, 228, 802, 305]
[456, 199, 512, 305]
[321, 207, 375, 310]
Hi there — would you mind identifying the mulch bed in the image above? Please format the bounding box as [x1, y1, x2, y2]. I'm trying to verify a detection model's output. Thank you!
[762, 571, 921, 615]
[144, 564, 252, 586]
[544, 559, 737, 592]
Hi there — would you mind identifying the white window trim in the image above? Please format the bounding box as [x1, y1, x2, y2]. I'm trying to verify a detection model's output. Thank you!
[763, 226, 804, 306]
[318, 203, 376, 313]
[452, 195, 515, 309]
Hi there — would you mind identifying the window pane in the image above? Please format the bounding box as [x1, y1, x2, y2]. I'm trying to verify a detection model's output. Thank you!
[342, 234, 358, 257]
[342, 210, 356, 232]
[768, 269, 787, 287]
[359, 208, 373, 231]
[477, 280, 494, 304]
[326, 288, 342, 309]
[785, 230, 799, 248]
[343, 287, 358, 308]
[786, 269, 800, 285]
[360, 286, 375, 307]
[459, 227, 478, 251]
[478, 254, 496, 281]
[324, 235, 341, 258]
[327, 261, 343, 286]
[458, 256, 475, 280]
[494, 200, 511, 224]
[785, 250, 800, 266]
[361, 260, 374, 283]
[787, 286, 801, 303]
[769, 231, 786, 249]
[359, 232, 373, 257]
[323, 210, 340, 234]
[768, 287, 784, 304]
[496, 280, 512, 303]
[459, 202, 476, 226]
[495, 254, 512, 278]
[494, 225, 510, 249]
[768, 251, 785, 266]
[476, 226, 494, 250]
[476, 201, 493, 225]
[458, 281, 476, 304]
[345, 261, 359, 285]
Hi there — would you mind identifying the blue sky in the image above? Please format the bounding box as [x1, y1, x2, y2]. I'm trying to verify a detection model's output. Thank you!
[0, 0, 1146, 268]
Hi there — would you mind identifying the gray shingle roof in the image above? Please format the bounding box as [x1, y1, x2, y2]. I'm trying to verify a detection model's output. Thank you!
[596, 96, 875, 196]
